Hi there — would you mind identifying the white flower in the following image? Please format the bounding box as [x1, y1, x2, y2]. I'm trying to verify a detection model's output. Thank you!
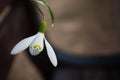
[11, 32, 57, 67]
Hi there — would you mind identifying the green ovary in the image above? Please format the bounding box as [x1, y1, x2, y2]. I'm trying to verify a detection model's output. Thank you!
[33, 45, 42, 51]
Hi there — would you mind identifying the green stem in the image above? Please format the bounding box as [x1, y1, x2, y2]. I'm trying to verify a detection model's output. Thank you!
[32, 0, 45, 20]
[39, 0, 55, 26]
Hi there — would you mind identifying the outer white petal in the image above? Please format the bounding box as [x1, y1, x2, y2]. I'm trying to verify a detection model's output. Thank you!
[11, 34, 37, 55]
[45, 38, 57, 67]
[29, 32, 44, 56]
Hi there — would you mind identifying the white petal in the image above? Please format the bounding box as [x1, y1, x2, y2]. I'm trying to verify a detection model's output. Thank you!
[45, 38, 57, 67]
[29, 32, 44, 56]
[11, 34, 37, 55]
[29, 46, 41, 56]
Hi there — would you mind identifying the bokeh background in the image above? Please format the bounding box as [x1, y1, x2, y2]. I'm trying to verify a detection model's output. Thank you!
[0, 0, 120, 80]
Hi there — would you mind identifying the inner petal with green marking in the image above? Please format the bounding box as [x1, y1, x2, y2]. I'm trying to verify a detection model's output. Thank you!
[33, 45, 42, 51]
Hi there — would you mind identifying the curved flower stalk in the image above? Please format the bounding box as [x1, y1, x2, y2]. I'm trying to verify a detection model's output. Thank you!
[11, 0, 57, 67]
[33, 0, 54, 26]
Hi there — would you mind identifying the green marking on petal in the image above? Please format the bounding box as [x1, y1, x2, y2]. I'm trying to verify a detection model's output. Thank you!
[33, 45, 42, 51]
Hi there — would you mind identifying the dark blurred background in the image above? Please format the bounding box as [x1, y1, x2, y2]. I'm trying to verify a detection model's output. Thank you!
[0, 0, 120, 80]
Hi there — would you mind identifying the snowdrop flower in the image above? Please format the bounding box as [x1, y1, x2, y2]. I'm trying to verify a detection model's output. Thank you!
[11, 21, 57, 67]
[11, 0, 57, 67]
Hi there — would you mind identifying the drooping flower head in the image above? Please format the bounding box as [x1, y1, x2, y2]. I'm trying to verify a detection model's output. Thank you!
[11, 0, 57, 67]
